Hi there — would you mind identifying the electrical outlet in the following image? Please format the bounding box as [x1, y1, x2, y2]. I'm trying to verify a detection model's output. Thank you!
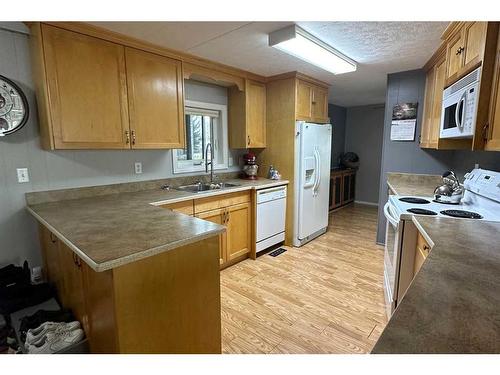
[17, 168, 29, 183]
[228, 156, 234, 167]
[134, 162, 143, 174]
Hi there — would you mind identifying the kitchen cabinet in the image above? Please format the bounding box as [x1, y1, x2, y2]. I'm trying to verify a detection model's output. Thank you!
[36, 24, 130, 149]
[296, 79, 329, 123]
[329, 169, 356, 210]
[196, 208, 227, 265]
[30, 23, 185, 150]
[38, 224, 221, 353]
[413, 232, 431, 276]
[444, 22, 489, 83]
[228, 79, 267, 148]
[225, 202, 251, 261]
[485, 31, 500, 151]
[194, 191, 252, 268]
[420, 21, 499, 151]
[125, 48, 185, 149]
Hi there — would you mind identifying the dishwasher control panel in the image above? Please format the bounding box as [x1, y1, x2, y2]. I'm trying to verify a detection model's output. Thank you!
[257, 186, 287, 204]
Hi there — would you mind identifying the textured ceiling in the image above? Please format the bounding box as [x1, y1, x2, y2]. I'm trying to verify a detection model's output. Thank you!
[92, 21, 449, 107]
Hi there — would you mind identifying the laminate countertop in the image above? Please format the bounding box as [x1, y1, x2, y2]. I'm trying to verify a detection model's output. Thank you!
[27, 178, 288, 272]
[374, 173, 500, 353]
[386, 172, 442, 197]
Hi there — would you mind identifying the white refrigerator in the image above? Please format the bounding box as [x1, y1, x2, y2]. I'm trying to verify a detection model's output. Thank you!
[293, 121, 332, 247]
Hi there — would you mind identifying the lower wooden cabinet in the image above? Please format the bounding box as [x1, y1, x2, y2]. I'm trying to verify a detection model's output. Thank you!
[329, 169, 356, 210]
[225, 202, 251, 262]
[39, 225, 221, 353]
[195, 208, 227, 265]
[413, 232, 431, 276]
[194, 192, 251, 268]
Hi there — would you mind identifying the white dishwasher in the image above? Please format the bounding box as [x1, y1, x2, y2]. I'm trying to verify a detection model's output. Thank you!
[256, 185, 287, 253]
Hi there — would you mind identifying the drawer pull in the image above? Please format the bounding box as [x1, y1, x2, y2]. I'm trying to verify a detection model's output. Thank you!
[49, 233, 57, 243]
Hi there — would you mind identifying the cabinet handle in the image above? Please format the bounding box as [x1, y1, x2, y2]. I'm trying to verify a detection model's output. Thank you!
[226, 211, 230, 224]
[49, 233, 57, 244]
[423, 245, 431, 252]
[131, 130, 136, 145]
[456, 46, 464, 55]
[247, 135, 251, 146]
[483, 122, 490, 141]
[125, 130, 130, 144]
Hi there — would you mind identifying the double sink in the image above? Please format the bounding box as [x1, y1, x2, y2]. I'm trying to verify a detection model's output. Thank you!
[174, 181, 241, 193]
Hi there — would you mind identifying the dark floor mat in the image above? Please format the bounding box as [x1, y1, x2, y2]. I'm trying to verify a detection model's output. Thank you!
[268, 248, 287, 257]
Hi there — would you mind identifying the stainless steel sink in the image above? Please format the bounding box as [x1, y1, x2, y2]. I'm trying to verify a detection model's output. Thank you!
[174, 182, 240, 193]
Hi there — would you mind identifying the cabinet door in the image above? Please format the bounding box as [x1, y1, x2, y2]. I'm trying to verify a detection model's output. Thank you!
[39, 226, 64, 297]
[311, 86, 329, 123]
[58, 245, 88, 328]
[486, 32, 500, 151]
[246, 80, 267, 148]
[226, 202, 251, 261]
[446, 31, 465, 80]
[420, 67, 436, 148]
[196, 208, 227, 265]
[296, 80, 313, 120]
[42, 25, 129, 149]
[429, 58, 447, 146]
[334, 175, 343, 207]
[463, 22, 487, 68]
[125, 48, 185, 149]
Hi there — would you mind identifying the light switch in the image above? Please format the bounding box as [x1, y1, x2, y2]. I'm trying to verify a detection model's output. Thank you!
[17, 168, 29, 183]
[134, 162, 143, 174]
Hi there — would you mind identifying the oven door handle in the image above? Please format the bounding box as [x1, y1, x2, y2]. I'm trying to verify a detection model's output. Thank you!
[456, 90, 467, 130]
[383, 202, 400, 227]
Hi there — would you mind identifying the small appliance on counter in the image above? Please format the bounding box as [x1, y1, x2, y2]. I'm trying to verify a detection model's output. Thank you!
[242, 152, 259, 180]
[339, 152, 359, 169]
[433, 170, 464, 204]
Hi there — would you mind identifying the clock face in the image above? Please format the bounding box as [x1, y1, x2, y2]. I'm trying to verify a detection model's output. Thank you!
[0, 75, 29, 137]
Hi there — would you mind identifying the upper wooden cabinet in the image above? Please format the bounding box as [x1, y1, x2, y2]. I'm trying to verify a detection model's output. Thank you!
[31, 23, 185, 150]
[228, 79, 267, 148]
[125, 48, 185, 149]
[37, 24, 130, 149]
[444, 22, 494, 85]
[296, 79, 329, 123]
[421, 21, 499, 151]
[485, 31, 500, 151]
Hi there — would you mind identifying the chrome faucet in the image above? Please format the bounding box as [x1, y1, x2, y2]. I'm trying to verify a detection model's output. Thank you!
[205, 143, 214, 184]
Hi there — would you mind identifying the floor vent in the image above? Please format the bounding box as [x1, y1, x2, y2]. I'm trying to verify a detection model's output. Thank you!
[268, 248, 287, 257]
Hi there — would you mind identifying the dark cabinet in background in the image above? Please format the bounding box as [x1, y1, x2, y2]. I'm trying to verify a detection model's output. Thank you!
[329, 169, 357, 210]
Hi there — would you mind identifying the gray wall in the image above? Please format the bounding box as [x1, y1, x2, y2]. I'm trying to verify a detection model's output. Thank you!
[345, 104, 385, 204]
[0, 24, 242, 267]
[328, 104, 347, 168]
[376, 69, 500, 243]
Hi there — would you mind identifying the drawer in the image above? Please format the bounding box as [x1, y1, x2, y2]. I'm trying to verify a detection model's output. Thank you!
[194, 191, 250, 214]
[159, 200, 194, 216]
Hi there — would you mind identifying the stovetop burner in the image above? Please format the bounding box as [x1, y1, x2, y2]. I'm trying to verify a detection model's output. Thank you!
[407, 208, 438, 215]
[440, 210, 483, 219]
[399, 197, 431, 204]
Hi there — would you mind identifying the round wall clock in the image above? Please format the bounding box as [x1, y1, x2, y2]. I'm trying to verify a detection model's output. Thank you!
[0, 75, 29, 137]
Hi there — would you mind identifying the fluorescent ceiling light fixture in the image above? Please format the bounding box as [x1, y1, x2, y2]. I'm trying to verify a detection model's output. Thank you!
[269, 25, 357, 75]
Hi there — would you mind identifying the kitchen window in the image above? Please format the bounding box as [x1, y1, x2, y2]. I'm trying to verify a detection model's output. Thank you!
[173, 100, 228, 174]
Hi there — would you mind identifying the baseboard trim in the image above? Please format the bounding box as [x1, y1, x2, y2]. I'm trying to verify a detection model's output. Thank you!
[354, 200, 379, 207]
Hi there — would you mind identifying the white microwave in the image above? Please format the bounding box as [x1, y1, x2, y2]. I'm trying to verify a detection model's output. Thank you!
[440, 67, 481, 139]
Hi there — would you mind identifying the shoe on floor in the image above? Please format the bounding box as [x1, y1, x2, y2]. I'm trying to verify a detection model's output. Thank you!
[26, 321, 80, 345]
[26, 328, 84, 354]
[19, 308, 75, 344]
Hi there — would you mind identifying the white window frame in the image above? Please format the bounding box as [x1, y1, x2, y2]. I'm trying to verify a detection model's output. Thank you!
[172, 100, 229, 174]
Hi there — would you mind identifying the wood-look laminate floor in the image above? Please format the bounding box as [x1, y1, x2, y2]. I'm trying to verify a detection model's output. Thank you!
[220, 203, 387, 354]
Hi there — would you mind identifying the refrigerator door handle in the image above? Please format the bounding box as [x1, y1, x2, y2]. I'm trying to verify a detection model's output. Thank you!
[313, 148, 321, 196]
